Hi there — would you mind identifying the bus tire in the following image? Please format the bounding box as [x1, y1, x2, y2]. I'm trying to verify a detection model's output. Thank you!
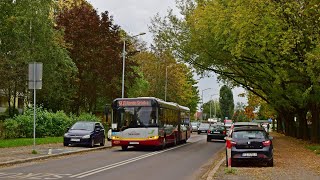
[121, 146, 128, 151]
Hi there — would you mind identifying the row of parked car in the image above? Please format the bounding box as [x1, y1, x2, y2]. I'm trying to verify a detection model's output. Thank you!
[192, 121, 273, 167]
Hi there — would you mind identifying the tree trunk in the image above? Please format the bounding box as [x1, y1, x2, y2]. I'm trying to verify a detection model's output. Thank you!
[310, 103, 320, 143]
[297, 109, 308, 140]
[277, 114, 283, 133]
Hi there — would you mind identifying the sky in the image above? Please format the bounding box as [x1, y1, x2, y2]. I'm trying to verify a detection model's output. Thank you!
[88, 0, 247, 107]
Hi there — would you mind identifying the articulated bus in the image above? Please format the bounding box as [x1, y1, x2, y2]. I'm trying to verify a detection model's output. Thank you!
[111, 97, 191, 150]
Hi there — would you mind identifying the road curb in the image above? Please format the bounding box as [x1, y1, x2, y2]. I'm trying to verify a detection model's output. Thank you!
[206, 156, 225, 180]
[0, 145, 113, 167]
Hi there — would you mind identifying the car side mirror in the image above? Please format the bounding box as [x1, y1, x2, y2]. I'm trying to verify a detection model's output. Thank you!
[66, 127, 70, 131]
[269, 136, 273, 140]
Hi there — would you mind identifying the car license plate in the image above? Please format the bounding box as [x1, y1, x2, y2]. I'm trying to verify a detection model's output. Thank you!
[202, 130, 206, 132]
[242, 153, 257, 157]
[213, 131, 220, 134]
[71, 138, 80, 142]
[129, 142, 139, 145]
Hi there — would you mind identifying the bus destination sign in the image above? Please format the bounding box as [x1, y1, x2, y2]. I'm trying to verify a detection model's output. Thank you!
[118, 100, 151, 107]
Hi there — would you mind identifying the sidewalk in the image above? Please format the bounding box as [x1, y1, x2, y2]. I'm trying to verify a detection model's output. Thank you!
[212, 132, 320, 180]
[0, 141, 112, 167]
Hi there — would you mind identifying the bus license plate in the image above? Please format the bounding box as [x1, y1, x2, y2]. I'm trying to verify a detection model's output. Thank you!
[242, 153, 257, 157]
[129, 142, 139, 145]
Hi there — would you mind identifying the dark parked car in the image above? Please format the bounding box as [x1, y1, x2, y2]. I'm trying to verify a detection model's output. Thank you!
[207, 125, 226, 142]
[227, 126, 273, 167]
[64, 121, 105, 147]
[197, 123, 210, 134]
[228, 122, 261, 136]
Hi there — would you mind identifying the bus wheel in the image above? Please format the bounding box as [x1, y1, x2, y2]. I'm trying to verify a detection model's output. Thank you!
[121, 146, 128, 151]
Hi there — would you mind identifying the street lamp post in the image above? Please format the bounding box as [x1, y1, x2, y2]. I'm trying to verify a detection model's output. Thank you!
[201, 88, 212, 121]
[122, 32, 146, 98]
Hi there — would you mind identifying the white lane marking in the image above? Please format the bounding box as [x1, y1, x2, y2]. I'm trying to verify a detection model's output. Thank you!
[72, 143, 191, 178]
[0, 173, 72, 179]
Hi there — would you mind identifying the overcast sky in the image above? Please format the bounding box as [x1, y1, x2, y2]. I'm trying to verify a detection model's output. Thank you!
[88, 0, 247, 107]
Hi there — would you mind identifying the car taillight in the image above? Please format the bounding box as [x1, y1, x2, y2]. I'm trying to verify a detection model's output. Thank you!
[262, 140, 271, 146]
[207, 130, 211, 133]
[223, 131, 226, 135]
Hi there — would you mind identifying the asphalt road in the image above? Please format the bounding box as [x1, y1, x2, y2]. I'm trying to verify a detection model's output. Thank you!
[0, 134, 225, 180]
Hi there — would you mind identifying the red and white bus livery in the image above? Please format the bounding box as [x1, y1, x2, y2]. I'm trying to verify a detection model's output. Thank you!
[111, 97, 191, 150]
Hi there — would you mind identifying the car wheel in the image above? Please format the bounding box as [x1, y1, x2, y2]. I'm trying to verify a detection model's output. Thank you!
[107, 137, 111, 141]
[207, 137, 211, 142]
[159, 138, 166, 150]
[267, 158, 274, 167]
[121, 146, 128, 151]
[89, 139, 95, 148]
[197, 131, 200, 134]
[100, 137, 105, 146]
[63, 142, 68, 146]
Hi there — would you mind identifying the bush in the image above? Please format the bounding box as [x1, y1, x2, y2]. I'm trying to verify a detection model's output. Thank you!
[3, 118, 19, 139]
[2, 107, 103, 139]
[72, 112, 102, 122]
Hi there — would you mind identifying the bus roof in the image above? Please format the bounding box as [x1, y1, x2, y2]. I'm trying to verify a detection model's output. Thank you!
[112, 97, 189, 111]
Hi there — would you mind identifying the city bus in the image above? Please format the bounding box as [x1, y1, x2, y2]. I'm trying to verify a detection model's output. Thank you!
[110, 97, 191, 150]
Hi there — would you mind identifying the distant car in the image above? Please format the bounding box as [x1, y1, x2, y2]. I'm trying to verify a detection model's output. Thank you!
[64, 121, 105, 147]
[191, 122, 199, 132]
[227, 126, 273, 167]
[207, 125, 226, 142]
[197, 123, 210, 134]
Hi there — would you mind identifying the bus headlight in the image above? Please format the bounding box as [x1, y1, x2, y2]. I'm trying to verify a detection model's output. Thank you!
[148, 136, 159, 140]
[112, 136, 120, 140]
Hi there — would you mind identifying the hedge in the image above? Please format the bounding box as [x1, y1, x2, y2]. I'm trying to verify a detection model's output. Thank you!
[2, 107, 103, 139]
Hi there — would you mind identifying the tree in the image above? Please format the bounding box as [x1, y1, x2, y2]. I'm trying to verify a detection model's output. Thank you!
[219, 85, 234, 120]
[149, 0, 320, 142]
[0, 0, 76, 115]
[56, 2, 133, 113]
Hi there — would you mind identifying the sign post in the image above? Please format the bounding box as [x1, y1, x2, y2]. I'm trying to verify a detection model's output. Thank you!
[226, 137, 232, 170]
[28, 63, 43, 151]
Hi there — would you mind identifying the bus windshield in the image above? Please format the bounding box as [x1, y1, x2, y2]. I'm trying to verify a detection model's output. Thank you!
[114, 106, 157, 130]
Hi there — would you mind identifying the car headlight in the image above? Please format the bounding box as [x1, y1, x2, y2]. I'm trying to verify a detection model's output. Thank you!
[64, 133, 69, 137]
[82, 135, 90, 139]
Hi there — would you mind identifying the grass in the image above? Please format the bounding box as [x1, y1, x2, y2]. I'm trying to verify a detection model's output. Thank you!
[224, 167, 237, 174]
[306, 145, 320, 155]
[0, 137, 63, 148]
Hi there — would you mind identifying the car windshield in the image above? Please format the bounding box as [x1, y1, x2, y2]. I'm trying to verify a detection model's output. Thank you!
[232, 130, 266, 139]
[71, 122, 94, 131]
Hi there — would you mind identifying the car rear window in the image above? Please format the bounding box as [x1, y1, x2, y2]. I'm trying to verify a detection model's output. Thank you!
[211, 126, 224, 130]
[232, 130, 266, 139]
[199, 123, 210, 128]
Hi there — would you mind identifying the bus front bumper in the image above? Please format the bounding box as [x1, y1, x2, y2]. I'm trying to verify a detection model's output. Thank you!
[112, 139, 162, 147]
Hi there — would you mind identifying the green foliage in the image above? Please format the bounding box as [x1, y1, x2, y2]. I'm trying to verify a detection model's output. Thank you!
[3, 118, 19, 139]
[224, 168, 237, 174]
[0, 137, 63, 148]
[219, 85, 234, 120]
[306, 145, 320, 155]
[2, 107, 101, 139]
[31, 150, 38, 154]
